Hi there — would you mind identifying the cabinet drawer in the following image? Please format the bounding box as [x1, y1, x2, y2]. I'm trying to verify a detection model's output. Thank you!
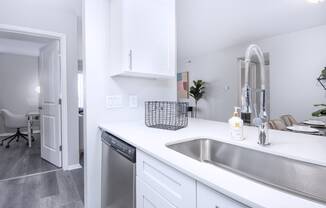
[137, 177, 175, 208]
[137, 150, 196, 208]
[197, 183, 249, 208]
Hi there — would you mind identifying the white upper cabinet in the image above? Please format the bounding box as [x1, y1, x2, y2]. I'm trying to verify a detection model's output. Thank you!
[109, 0, 176, 79]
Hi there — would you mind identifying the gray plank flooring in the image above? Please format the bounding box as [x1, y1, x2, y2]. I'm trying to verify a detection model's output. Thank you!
[0, 169, 84, 208]
[0, 134, 58, 180]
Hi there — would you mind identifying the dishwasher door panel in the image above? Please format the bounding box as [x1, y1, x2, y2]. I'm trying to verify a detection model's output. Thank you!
[102, 143, 136, 208]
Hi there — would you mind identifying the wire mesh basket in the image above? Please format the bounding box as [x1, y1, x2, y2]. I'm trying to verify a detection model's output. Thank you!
[145, 101, 188, 130]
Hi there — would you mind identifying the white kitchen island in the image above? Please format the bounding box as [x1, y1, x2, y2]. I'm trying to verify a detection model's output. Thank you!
[99, 119, 326, 208]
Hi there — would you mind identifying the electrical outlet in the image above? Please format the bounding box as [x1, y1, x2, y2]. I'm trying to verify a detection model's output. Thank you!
[106, 95, 123, 108]
[129, 95, 138, 108]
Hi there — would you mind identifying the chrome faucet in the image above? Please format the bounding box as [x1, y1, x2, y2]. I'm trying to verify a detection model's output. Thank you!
[241, 44, 270, 146]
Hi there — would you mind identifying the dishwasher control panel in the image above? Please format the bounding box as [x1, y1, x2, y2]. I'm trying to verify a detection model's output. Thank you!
[101, 131, 136, 162]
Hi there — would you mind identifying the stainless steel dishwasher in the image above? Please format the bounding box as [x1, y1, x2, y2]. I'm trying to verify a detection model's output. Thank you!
[101, 131, 136, 208]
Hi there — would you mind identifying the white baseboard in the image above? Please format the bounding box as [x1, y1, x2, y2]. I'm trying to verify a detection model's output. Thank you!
[66, 163, 83, 171]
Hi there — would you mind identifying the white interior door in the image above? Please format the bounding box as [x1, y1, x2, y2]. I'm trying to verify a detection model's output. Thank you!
[39, 41, 62, 167]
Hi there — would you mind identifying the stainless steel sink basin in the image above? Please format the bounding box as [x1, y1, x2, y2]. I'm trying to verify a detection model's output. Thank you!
[167, 139, 326, 204]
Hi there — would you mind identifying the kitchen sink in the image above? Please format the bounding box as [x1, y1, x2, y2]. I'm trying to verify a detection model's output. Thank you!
[166, 138, 326, 204]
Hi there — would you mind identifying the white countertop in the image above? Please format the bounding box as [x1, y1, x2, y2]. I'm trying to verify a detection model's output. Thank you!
[99, 119, 326, 208]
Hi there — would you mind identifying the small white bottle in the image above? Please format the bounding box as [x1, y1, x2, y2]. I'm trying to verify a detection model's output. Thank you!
[228, 107, 244, 140]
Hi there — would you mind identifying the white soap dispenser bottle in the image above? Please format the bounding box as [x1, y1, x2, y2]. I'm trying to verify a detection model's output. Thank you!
[229, 107, 244, 140]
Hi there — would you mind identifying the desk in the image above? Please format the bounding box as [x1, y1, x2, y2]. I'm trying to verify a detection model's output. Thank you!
[26, 112, 40, 148]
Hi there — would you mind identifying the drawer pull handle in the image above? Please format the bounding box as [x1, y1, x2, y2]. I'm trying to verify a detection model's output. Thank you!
[129, 49, 133, 71]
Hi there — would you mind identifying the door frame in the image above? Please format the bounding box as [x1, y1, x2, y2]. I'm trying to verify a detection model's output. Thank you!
[0, 24, 69, 170]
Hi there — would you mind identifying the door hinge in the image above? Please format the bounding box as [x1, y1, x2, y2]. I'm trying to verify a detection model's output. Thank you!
[59, 98, 62, 105]
[59, 145, 62, 151]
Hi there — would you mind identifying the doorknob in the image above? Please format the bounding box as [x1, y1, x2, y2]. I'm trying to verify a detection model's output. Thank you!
[38, 106, 43, 110]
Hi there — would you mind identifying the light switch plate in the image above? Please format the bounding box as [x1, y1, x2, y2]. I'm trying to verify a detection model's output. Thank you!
[106, 95, 123, 108]
[129, 95, 138, 108]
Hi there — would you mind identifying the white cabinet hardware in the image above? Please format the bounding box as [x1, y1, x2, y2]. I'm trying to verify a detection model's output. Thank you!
[128, 49, 132, 71]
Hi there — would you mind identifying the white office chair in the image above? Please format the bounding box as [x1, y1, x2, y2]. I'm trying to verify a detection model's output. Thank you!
[0, 109, 29, 148]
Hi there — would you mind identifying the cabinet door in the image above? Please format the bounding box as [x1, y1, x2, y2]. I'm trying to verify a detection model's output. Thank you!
[137, 177, 176, 208]
[137, 150, 196, 208]
[121, 0, 175, 75]
[197, 183, 249, 208]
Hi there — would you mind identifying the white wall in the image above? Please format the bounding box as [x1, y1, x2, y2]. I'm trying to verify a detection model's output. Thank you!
[83, 0, 176, 207]
[259, 25, 326, 121]
[0, 0, 81, 166]
[178, 48, 240, 121]
[178, 25, 326, 122]
[0, 53, 39, 133]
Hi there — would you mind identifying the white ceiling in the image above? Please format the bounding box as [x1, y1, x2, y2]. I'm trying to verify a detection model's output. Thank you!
[177, 0, 326, 59]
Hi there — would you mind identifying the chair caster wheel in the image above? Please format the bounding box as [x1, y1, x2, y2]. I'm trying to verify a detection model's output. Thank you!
[5, 145, 9, 148]
[0, 142, 3, 146]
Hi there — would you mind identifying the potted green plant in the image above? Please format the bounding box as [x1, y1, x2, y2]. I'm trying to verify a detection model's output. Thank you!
[189, 80, 205, 118]
[312, 104, 326, 117]
[321, 67, 326, 78]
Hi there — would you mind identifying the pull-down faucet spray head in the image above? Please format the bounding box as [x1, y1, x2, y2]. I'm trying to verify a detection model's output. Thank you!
[241, 44, 270, 146]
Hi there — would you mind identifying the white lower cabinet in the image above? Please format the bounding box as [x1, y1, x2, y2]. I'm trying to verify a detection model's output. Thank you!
[197, 183, 249, 208]
[137, 177, 176, 208]
[136, 150, 248, 208]
[136, 150, 196, 208]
